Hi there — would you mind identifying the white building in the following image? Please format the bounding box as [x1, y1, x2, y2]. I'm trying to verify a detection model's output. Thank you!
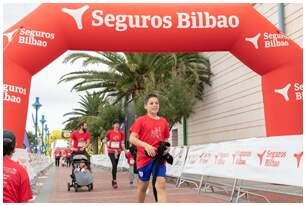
[170, 3, 303, 146]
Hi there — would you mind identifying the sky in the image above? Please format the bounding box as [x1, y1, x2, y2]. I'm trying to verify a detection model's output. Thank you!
[3, 3, 106, 133]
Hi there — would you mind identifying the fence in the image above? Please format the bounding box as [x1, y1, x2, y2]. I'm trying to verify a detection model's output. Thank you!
[91, 135, 302, 202]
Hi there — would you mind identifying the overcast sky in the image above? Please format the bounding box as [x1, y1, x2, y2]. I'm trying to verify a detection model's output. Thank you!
[4, 3, 106, 133]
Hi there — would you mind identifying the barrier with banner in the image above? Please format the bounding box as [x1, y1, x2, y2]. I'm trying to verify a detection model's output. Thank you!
[12, 148, 54, 183]
[118, 151, 129, 169]
[166, 146, 188, 178]
[91, 154, 111, 168]
[91, 151, 128, 170]
[182, 135, 302, 186]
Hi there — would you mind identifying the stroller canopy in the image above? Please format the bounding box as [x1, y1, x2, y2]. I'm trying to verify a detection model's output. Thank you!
[73, 154, 88, 161]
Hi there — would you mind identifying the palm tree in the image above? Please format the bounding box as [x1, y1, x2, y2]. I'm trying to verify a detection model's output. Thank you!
[63, 91, 106, 154]
[59, 52, 155, 105]
[60, 52, 212, 133]
[144, 52, 212, 100]
[63, 91, 106, 125]
[59, 52, 211, 104]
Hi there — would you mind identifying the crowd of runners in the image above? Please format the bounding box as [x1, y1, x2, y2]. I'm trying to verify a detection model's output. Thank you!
[4, 94, 172, 203]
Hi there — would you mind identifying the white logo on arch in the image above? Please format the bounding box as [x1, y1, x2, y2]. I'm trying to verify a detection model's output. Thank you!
[245, 33, 261, 49]
[3, 29, 19, 42]
[245, 32, 289, 49]
[62, 5, 89, 30]
[274, 83, 291, 101]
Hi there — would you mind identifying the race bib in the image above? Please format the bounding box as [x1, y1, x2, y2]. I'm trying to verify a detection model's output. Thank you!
[110, 142, 120, 149]
[78, 141, 86, 147]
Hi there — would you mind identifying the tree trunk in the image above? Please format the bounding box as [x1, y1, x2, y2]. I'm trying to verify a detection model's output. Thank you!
[91, 136, 99, 154]
[124, 97, 136, 147]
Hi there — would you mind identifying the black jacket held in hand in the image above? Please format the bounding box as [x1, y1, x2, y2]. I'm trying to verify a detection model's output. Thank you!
[145, 141, 173, 202]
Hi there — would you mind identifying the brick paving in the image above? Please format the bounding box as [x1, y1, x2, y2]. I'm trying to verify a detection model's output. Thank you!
[33, 165, 227, 203]
[32, 165, 302, 203]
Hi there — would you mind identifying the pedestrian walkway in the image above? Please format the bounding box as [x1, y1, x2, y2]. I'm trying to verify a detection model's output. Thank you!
[32, 165, 227, 203]
[31, 165, 302, 203]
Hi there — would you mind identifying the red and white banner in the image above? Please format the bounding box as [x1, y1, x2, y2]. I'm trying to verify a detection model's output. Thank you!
[166, 146, 188, 177]
[183, 135, 302, 186]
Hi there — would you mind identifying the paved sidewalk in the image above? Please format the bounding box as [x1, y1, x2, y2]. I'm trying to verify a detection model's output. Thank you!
[32, 165, 227, 203]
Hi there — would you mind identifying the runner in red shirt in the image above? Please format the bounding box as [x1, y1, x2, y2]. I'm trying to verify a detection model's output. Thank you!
[64, 147, 72, 167]
[69, 122, 91, 170]
[103, 119, 125, 189]
[129, 94, 169, 203]
[54, 148, 62, 167]
[3, 130, 33, 203]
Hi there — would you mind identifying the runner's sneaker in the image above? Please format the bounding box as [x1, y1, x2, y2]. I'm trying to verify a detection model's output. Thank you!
[112, 180, 118, 189]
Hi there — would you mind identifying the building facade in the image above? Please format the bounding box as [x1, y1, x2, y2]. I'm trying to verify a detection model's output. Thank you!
[170, 3, 303, 146]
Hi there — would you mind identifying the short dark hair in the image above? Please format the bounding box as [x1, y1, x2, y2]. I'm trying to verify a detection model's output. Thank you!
[3, 130, 16, 156]
[78, 122, 86, 128]
[144, 93, 159, 105]
[112, 119, 120, 125]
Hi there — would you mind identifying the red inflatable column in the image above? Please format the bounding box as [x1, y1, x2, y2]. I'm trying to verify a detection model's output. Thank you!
[3, 57, 32, 148]
[262, 63, 303, 136]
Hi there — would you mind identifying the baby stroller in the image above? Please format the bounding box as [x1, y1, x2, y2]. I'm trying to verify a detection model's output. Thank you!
[67, 154, 93, 192]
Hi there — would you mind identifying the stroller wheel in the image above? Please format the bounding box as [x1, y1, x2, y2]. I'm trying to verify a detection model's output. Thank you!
[74, 184, 78, 192]
[88, 183, 93, 191]
[67, 183, 71, 191]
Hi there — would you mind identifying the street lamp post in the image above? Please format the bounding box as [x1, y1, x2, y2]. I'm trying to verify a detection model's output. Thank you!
[44, 124, 49, 155]
[32, 97, 42, 155]
[40, 115, 46, 155]
[46, 129, 50, 156]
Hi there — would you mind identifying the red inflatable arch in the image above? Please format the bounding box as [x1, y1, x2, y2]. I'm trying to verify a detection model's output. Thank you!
[4, 4, 302, 148]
